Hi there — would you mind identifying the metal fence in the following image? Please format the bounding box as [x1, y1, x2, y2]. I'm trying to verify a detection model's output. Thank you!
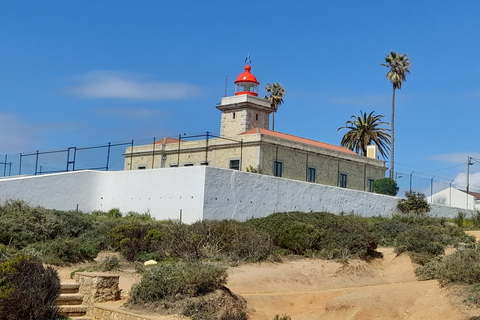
[1, 134, 478, 199]
[0, 132, 240, 177]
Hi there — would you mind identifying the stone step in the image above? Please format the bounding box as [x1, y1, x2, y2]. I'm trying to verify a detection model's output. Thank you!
[60, 282, 80, 294]
[69, 317, 91, 320]
[56, 293, 84, 305]
[58, 305, 88, 318]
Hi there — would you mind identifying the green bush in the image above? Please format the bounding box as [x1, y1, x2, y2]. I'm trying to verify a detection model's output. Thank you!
[221, 310, 248, 320]
[98, 256, 121, 272]
[92, 208, 122, 219]
[373, 178, 399, 196]
[397, 191, 430, 214]
[248, 212, 378, 259]
[108, 223, 162, 261]
[277, 221, 322, 254]
[159, 220, 273, 262]
[23, 237, 99, 266]
[0, 254, 61, 319]
[416, 247, 480, 285]
[129, 262, 227, 304]
[272, 315, 292, 320]
[394, 227, 444, 264]
[0, 200, 61, 248]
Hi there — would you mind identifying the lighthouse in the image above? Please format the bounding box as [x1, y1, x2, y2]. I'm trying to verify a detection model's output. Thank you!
[216, 64, 273, 137]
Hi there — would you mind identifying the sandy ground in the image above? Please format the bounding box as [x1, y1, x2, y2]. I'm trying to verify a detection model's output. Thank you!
[55, 231, 480, 320]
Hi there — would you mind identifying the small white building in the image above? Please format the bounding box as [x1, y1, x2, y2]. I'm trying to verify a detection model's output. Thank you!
[427, 187, 480, 210]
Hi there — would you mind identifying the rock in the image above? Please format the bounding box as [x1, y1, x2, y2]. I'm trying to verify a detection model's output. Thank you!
[144, 260, 157, 266]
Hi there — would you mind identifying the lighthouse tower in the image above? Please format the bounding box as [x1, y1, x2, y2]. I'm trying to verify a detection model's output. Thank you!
[216, 65, 273, 137]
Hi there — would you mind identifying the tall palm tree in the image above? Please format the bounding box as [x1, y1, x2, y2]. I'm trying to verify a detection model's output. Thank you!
[264, 83, 285, 131]
[337, 111, 391, 159]
[381, 51, 411, 178]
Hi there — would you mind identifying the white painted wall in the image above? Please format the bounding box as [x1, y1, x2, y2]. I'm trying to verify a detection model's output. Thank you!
[0, 168, 206, 224]
[0, 167, 474, 222]
[204, 167, 397, 220]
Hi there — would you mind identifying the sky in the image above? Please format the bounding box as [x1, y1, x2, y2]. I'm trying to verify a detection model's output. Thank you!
[1, 1, 480, 194]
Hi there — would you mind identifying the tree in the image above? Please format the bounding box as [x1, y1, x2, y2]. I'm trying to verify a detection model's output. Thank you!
[264, 83, 285, 131]
[337, 111, 391, 158]
[381, 51, 411, 179]
[397, 191, 430, 214]
[373, 178, 399, 196]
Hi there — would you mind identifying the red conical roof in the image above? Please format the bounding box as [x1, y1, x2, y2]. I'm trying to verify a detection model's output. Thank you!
[234, 65, 259, 84]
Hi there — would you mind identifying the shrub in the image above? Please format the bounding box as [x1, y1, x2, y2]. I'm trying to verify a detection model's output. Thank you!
[394, 227, 444, 265]
[397, 191, 430, 214]
[109, 223, 162, 261]
[0, 254, 60, 320]
[23, 237, 99, 266]
[221, 310, 248, 320]
[159, 220, 273, 263]
[272, 315, 292, 320]
[373, 178, 399, 196]
[98, 256, 121, 272]
[0, 200, 61, 248]
[248, 212, 378, 259]
[416, 247, 480, 285]
[277, 221, 322, 254]
[92, 208, 122, 219]
[129, 262, 227, 304]
[369, 219, 413, 246]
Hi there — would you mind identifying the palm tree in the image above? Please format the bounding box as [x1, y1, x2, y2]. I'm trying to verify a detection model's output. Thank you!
[381, 51, 411, 178]
[264, 83, 285, 131]
[337, 111, 391, 159]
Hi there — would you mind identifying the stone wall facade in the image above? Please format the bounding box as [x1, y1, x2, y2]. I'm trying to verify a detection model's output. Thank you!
[125, 131, 386, 192]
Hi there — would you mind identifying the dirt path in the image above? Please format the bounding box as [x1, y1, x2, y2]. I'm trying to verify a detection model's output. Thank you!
[226, 247, 473, 320]
[56, 233, 480, 319]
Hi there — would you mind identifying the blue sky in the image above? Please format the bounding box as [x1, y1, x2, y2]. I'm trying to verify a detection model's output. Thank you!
[1, 1, 480, 193]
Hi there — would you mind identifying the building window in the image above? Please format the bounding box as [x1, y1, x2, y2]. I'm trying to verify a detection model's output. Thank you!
[232, 112, 236, 120]
[138, 166, 146, 170]
[339, 173, 347, 188]
[367, 178, 375, 192]
[273, 161, 283, 177]
[200, 161, 209, 166]
[183, 163, 194, 167]
[229, 159, 240, 170]
[170, 164, 178, 167]
[255, 113, 259, 121]
[307, 167, 316, 183]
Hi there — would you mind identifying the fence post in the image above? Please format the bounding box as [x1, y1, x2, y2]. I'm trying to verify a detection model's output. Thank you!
[177, 134, 181, 166]
[35, 150, 39, 175]
[152, 137, 156, 169]
[106, 142, 111, 171]
[129, 139, 134, 170]
[19, 153, 22, 175]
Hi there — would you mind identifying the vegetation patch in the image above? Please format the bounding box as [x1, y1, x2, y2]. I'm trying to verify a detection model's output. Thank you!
[0, 254, 61, 320]
[127, 261, 247, 319]
[247, 212, 378, 259]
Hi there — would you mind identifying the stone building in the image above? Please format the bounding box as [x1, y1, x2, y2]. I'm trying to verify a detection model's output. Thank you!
[124, 65, 386, 192]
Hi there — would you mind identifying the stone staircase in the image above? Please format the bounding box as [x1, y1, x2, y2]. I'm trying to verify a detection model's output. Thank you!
[57, 282, 91, 320]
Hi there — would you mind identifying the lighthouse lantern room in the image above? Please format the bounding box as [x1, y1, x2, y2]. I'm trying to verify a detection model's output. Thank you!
[234, 65, 259, 96]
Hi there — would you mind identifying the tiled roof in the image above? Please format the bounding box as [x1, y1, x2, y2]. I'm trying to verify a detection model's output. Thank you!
[153, 137, 182, 144]
[241, 128, 356, 155]
[460, 190, 480, 199]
